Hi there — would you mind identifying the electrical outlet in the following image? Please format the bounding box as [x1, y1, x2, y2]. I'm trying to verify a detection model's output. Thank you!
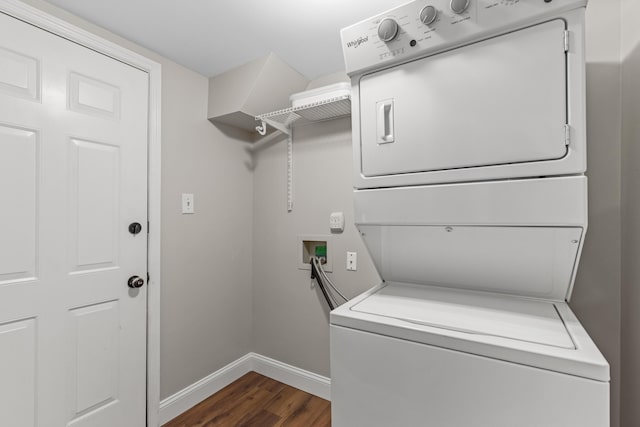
[347, 251, 357, 271]
[330, 212, 345, 232]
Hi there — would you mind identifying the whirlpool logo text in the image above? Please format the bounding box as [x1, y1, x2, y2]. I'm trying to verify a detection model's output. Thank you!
[347, 36, 369, 48]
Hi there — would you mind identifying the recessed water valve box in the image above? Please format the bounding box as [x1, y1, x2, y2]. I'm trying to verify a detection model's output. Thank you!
[298, 235, 333, 272]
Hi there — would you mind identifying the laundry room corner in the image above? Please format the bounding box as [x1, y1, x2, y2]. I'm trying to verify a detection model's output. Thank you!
[574, 1, 623, 426]
[620, 0, 640, 425]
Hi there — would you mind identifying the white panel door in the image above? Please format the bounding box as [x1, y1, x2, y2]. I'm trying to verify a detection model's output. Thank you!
[0, 11, 148, 427]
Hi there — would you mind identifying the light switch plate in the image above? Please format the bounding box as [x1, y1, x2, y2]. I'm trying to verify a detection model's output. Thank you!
[182, 193, 194, 214]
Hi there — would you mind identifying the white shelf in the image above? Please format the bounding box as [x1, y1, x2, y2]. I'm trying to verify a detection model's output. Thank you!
[255, 94, 351, 133]
[253, 87, 351, 213]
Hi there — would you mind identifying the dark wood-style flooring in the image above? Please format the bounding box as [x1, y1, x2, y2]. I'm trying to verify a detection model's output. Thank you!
[163, 371, 331, 427]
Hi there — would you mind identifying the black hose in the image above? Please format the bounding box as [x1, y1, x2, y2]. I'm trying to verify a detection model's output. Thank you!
[311, 258, 335, 310]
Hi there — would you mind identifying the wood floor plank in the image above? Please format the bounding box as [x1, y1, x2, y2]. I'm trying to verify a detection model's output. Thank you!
[164, 372, 264, 427]
[277, 394, 330, 427]
[254, 374, 288, 395]
[236, 409, 280, 427]
[307, 403, 332, 427]
[201, 386, 275, 427]
[263, 384, 313, 419]
[163, 371, 331, 427]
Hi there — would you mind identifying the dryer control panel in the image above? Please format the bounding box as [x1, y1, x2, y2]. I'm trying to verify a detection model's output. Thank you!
[341, 0, 587, 75]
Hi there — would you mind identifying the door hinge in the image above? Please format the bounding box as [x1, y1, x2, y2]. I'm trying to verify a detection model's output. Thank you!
[564, 30, 570, 52]
[147, 272, 150, 283]
[147, 221, 150, 233]
[564, 124, 571, 146]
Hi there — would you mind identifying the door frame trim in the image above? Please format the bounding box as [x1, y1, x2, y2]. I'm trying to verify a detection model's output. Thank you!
[0, 1, 162, 425]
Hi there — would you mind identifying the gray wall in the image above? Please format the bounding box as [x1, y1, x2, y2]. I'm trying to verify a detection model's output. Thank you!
[158, 64, 254, 399]
[252, 90, 380, 377]
[17, 0, 255, 400]
[251, 71, 378, 378]
[574, 1, 622, 426]
[621, 0, 640, 426]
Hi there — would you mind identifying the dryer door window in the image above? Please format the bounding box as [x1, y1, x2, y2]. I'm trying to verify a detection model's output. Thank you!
[359, 19, 567, 177]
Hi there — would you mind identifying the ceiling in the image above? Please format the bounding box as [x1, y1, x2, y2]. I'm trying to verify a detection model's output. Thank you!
[45, 0, 407, 80]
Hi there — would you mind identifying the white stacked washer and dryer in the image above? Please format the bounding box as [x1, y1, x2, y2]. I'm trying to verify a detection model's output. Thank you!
[331, 0, 610, 426]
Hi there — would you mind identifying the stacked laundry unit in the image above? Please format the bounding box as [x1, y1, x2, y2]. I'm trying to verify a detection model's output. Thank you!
[331, 1, 610, 426]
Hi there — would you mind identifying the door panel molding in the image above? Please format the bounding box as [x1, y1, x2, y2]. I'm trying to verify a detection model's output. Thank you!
[0, 1, 162, 425]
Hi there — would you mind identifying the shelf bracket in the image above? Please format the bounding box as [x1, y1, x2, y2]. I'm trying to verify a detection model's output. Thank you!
[256, 120, 268, 136]
[255, 117, 291, 136]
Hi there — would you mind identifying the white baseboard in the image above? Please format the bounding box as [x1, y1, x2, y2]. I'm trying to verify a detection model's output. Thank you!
[158, 353, 253, 425]
[158, 353, 331, 425]
[250, 353, 331, 401]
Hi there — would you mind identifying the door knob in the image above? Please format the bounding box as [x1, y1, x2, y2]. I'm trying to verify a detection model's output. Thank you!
[128, 275, 144, 288]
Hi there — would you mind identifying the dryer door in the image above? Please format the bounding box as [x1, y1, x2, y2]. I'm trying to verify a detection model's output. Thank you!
[359, 19, 568, 179]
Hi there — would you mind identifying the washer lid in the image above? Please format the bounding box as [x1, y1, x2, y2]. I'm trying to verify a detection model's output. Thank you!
[351, 283, 573, 349]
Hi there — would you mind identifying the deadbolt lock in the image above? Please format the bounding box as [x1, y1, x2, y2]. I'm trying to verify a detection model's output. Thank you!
[128, 222, 142, 235]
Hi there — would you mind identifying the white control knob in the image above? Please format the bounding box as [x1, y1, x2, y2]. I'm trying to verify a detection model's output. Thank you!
[450, 0, 470, 14]
[377, 18, 399, 42]
[419, 5, 438, 25]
